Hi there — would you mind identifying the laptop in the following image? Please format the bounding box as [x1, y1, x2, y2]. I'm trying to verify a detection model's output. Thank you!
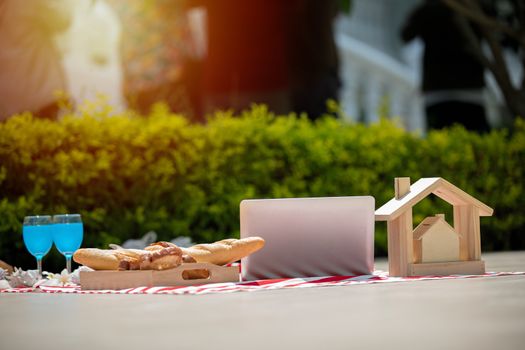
[240, 196, 375, 280]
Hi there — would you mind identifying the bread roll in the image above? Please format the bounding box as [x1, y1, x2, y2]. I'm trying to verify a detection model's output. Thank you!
[139, 246, 183, 270]
[182, 237, 265, 265]
[144, 242, 173, 252]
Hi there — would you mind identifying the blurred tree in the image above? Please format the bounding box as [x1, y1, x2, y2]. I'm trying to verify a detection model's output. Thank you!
[443, 0, 525, 120]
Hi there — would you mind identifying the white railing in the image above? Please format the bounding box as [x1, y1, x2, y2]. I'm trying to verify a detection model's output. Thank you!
[336, 32, 425, 132]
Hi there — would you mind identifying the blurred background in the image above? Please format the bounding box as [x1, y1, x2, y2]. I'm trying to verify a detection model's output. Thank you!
[1, 0, 524, 271]
[3, 0, 524, 129]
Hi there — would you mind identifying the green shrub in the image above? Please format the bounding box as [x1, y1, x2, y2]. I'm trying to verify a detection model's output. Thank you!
[1, 105, 524, 271]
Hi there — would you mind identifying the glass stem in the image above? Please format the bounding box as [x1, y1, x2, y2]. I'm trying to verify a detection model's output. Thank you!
[37, 257, 43, 278]
[66, 256, 72, 274]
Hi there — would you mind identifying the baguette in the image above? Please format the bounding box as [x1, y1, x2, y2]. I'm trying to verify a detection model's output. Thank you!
[73, 248, 121, 270]
[181, 237, 265, 265]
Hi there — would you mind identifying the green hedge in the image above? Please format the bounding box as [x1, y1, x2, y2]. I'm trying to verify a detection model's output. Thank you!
[1, 105, 524, 271]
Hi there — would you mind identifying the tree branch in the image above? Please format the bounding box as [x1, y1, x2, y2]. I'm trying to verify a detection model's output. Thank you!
[444, 0, 525, 118]
[443, 0, 525, 47]
[467, 0, 513, 87]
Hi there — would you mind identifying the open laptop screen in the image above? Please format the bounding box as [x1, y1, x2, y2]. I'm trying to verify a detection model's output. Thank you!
[240, 196, 375, 280]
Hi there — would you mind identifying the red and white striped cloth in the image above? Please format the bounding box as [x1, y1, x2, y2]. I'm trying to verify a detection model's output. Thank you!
[2, 271, 524, 295]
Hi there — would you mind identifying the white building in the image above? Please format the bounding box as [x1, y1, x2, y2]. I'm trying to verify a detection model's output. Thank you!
[335, 0, 517, 132]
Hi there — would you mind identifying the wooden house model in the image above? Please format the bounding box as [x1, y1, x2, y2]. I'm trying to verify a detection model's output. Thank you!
[375, 177, 493, 277]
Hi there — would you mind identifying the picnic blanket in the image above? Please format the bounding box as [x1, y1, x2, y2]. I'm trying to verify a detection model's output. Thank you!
[2, 271, 524, 295]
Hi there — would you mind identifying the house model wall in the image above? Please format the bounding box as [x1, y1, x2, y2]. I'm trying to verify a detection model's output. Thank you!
[375, 177, 493, 277]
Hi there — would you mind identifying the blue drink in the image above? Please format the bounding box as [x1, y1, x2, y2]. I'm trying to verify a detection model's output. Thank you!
[23, 225, 53, 259]
[53, 222, 83, 257]
[52, 214, 83, 273]
[22, 215, 53, 276]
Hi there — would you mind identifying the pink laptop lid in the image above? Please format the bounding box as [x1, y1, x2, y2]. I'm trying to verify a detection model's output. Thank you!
[240, 196, 375, 280]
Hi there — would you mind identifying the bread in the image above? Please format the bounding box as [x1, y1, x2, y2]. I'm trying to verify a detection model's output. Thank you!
[73, 248, 121, 270]
[139, 246, 183, 270]
[73, 246, 183, 271]
[144, 241, 173, 252]
[144, 243, 208, 277]
[181, 237, 265, 265]
[74, 236, 265, 272]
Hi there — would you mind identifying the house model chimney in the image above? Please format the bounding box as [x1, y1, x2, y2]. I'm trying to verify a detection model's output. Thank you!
[395, 177, 411, 200]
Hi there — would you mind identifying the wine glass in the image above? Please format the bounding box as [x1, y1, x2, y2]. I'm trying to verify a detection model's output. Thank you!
[22, 215, 53, 277]
[52, 214, 83, 273]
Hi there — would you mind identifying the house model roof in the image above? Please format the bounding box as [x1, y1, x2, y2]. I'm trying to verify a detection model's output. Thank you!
[412, 215, 459, 240]
[375, 177, 494, 221]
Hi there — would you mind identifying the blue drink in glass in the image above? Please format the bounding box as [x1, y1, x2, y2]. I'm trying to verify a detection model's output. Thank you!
[23, 225, 53, 258]
[23, 215, 53, 276]
[53, 222, 83, 256]
[52, 214, 83, 273]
